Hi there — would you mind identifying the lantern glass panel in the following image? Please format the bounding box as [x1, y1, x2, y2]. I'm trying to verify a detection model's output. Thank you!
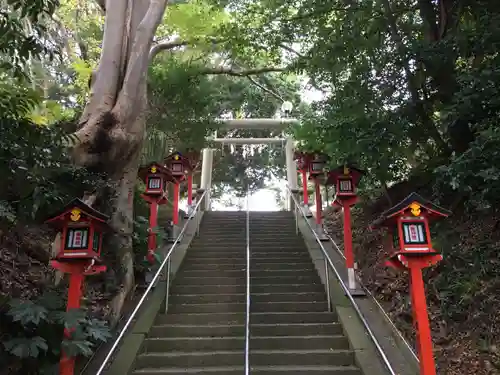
[311, 161, 323, 172]
[92, 231, 100, 251]
[66, 227, 89, 249]
[402, 222, 427, 245]
[148, 177, 161, 189]
[338, 178, 353, 193]
[171, 163, 183, 173]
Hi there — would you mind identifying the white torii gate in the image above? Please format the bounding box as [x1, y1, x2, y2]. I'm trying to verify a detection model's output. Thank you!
[199, 117, 299, 210]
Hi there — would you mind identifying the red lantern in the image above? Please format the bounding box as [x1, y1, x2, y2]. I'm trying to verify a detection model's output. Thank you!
[308, 153, 327, 177]
[138, 163, 172, 197]
[45, 199, 109, 262]
[325, 165, 365, 201]
[372, 192, 451, 265]
[165, 151, 187, 179]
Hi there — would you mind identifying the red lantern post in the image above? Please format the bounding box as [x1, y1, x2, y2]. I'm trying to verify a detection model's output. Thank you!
[308, 153, 329, 240]
[138, 163, 172, 263]
[370, 192, 451, 375]
[294, 151, 314, 217]
[182, 149, 200, 218]
[164, 151, 187, 238]
[45, 199, 109, 375]
[326, 165, 365, 294]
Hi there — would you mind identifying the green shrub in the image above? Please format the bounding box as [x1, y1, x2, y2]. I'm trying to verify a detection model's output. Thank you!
[0, 290, 111, 375]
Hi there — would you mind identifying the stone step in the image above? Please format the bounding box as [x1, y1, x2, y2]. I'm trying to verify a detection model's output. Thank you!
[251, 349, 355, 367]
[252, 323, 343, 337]
[149, 322, 343, 338]
[156, 312, 336, 326]
[143, 337, 245, 352]
[250, 312, 336, 325]
[170, 291, 326, 304]
[170, 283, 325, 295]
[169, 302, 246, 314]
[251, 276, 321, 285]
[149, 324, 245, 338]
[168, 300, 327, 313]
[135, 349, 353, 368]
[184, 251, 308, 258]
[252, 335, 349, 351]
[158, 312, 245, 325]
[179, 269, 316, 278]
[183, 256, 312, 268]
[196, 235, 298, 240]
[179, 270, 245, 278]
[174, 277, 246, 285]
[251, 366, 361, 375]
[143, 335, 348, 353]
[181, 262, 313, 271]
[134, 366, 361, 375]
[251, 301, 328, 313]
[175, 275, 321, 285]
[169, 294, 243, 304]
[187, 247, 308, 253]
[135, 351, 244, 368]
[133, 366, 243, 375]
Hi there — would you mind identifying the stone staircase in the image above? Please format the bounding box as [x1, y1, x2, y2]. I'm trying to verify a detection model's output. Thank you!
[131, 211, 363, 374]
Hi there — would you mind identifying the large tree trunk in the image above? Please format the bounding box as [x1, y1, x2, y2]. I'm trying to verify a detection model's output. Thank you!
[57, 0, 168, 325]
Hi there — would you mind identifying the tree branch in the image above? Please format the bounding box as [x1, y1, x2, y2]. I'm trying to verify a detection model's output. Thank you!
[246, 76, 284, 101]
[149, 39, 190, 62]
[199, 66, 288, 76]
[149, 37, 227, 63]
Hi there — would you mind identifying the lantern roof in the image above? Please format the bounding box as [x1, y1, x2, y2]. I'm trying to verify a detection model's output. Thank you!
[165, 151, 184, 162]
[164, 150, 193, 170]
[45, 198, 109, 228]
[325, 165, 365, 186]
[138, 162, 172, 183]
[371, 192, 451, 228]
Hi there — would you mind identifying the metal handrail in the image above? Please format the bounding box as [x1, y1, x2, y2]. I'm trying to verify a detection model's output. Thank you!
[244, 189, 251, 375]
[95, 190, 207, 375]
[323, 228, 419, 363]
[286, 186, 397, 375]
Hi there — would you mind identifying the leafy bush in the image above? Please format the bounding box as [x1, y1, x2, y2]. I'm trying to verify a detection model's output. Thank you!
[435, 122, 500, 211]
[0, 290, 111, 375]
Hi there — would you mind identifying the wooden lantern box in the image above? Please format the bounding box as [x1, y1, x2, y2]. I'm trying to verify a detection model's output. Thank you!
[138, 162, 173, 197]
[371, 192, 451, 268]
[164, 151, 188, 180]
[326, 165, 365, 200]
[45, 198, 109, 262]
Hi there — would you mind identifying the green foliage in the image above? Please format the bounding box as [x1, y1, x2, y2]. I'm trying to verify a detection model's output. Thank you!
[0, 290, 111, 374]
[0, 111, 109, 223]
[159, 0, 228, 40]
[435, 123, 500, 211]
[0, 0, 59, 79]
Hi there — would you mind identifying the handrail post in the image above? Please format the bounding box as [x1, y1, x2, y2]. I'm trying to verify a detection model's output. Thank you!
[163, 257, 171, 313]
[290, 188, 299, 235]
[324, 258, 331, 312]
[244, 190, 251, 375]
